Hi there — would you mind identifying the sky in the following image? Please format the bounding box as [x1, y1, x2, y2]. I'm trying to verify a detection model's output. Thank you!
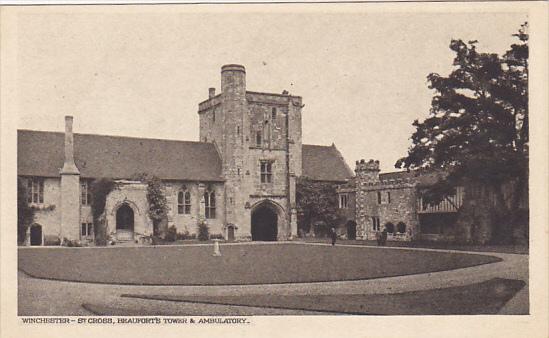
[13, 6, 527, 172]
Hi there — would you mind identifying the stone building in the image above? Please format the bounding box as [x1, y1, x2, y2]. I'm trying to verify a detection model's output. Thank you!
[18, 64, 352, 245]
[337, 159, 528, 243]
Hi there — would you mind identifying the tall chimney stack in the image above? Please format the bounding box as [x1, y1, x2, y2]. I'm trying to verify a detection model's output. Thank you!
[61, 115, 79, 174]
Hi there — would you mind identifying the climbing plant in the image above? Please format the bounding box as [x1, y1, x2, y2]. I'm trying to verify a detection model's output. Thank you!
[90, 178, 117, 246]
[132, 172, 169, 236]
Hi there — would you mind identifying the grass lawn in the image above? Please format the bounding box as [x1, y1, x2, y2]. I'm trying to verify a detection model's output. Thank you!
[117, 278, 525, 315]
[18, 243, 501, 285]
[303, 238, 529, 255]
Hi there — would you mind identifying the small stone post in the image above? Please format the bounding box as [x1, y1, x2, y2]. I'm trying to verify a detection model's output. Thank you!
[212, 239, 221, 256]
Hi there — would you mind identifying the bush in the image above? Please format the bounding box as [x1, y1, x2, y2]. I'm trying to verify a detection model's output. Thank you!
[210, 233, 224, 240]
[165, 225, 177, 242]
[197, 221, 210, 241]
[176, 230, 196, 240]
[62, 238, 82, 247]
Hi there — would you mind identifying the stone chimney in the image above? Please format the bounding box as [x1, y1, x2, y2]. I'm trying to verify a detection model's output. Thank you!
[209, 87, 216, 98]
[355, 159, 380, 183]
[60, 115, 80, 175]
[60, 115, 81, 241]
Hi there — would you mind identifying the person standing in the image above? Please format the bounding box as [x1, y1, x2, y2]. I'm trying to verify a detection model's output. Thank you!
[330, 227, 337, 246]
[381, 227, 388, 246]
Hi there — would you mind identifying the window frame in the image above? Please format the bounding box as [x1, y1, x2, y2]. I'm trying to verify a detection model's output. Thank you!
[81, 179, 91, 206]
[178, 189, 191, 215]
[27, 177, 44, 204]
[256, 131, 262, 146]
[260, 160, 273, 184]
[204, 190, 216, 219]
[339, 193, 348, 209]
[81, 222, 93, 238]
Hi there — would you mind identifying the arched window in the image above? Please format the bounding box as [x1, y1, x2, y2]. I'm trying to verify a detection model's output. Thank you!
[256, 131, 262, 146]
[178, 189, 191, 214]
[204, 190, 216, 219]
[384, 222, 395, 233]
[397, 222, 407, 233]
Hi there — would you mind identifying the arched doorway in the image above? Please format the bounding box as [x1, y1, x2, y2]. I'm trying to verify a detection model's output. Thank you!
[116, 204, 134, 241]
[227, 224, 236, 241]
[346, 220, 357, 240]
[30, 224, 42, 246]
[251, 203, 278, 241]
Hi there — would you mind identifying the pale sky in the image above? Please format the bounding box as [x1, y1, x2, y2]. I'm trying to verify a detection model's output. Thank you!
[13, 6, 527, 172]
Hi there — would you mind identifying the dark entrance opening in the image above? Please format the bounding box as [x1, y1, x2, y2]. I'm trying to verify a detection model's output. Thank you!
[30, 224, 42, 246]
[227, 225, 235, 241]
[251, 204, 278, 241]
[116, 204, 134, 231]
[346, 220, 357, 240]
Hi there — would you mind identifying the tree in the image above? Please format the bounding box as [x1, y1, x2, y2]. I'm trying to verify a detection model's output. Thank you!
[296, 176, 344, 237]
[17, 178, 35, 244]
[396, 23, 528, 244]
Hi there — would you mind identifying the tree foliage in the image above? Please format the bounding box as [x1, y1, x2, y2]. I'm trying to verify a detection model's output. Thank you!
[17, 178, 35, 244]
[296, 176, 343, 236]
[396, 23, 528, 243]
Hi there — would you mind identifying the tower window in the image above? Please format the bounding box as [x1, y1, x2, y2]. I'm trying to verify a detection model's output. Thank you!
[387, 191, 391, 204]
[212, 110, 215, 122]
[339, 194, 348, 209]
[237, 126, 240, 135]
[256, 131, 262, 146]
[204, 190, 216, 219]
[272, 107, 277, 120]
[371, 217, 380, 231]
[377, 191, 382, 204]
[260, 161, 273, 183]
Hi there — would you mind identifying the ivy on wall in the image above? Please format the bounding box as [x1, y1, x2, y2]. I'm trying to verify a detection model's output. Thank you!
[90, 178, 117, 246]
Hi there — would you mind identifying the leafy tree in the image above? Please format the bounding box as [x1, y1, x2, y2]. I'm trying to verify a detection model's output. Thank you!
[296, 176, 344, 237]
[17, 178, 35, 244]
[396, 23, 528, 244]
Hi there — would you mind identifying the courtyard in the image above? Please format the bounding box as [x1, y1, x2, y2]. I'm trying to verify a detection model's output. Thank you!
[18, 242, 528, 315]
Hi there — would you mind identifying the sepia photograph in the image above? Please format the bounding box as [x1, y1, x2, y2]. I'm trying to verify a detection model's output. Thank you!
[1, 2, 547, 338]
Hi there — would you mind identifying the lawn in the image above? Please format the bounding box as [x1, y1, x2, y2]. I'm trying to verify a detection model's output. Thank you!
[18, 243, 501, 285]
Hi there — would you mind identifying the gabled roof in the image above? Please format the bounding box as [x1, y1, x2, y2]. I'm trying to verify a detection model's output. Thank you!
[17, 130, 223, 181]
[302, 144, 353, 182]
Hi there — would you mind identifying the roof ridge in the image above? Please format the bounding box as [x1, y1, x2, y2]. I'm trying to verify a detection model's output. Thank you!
[18, 129, 211, 146]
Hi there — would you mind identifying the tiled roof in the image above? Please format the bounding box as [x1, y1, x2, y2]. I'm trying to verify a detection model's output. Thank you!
[17, 130, 223, 181]
[380, 170, 444, 186]
[302, 144, 353, 182]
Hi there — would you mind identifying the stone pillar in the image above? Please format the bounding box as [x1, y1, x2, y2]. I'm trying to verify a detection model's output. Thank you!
[60, 116, 81, 241]
[198, 183, 206, 222]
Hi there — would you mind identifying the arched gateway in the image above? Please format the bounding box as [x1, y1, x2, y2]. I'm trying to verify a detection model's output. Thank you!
[116, 204, 134, 241]
[251, 201, 282, 241]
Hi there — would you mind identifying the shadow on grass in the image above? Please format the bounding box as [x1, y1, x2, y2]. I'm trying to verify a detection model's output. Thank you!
[111, 278, 526, 316]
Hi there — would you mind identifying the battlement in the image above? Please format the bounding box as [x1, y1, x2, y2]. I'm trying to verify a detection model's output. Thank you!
[355, 159, 380, 173]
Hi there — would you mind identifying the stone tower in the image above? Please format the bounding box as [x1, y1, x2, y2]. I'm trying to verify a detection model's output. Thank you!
[198, 65, 302, 240]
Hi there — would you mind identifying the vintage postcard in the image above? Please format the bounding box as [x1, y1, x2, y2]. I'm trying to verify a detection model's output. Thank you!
[1, 1, 547, 338]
